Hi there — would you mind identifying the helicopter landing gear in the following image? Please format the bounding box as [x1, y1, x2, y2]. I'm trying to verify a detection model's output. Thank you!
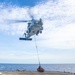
[24, 33, 26, 37]
[36, 31, 39, 35]
[40, 31, 42, 33]
[19, 33, 32, 40]
[19, 38, 32, 40]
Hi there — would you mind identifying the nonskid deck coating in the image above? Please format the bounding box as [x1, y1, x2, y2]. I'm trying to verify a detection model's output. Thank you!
[0, 71, 74, 75]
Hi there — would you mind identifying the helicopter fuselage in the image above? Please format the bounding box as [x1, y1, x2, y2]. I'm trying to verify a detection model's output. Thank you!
[19, 19, 43, 40]
[26, 19, 43, 37]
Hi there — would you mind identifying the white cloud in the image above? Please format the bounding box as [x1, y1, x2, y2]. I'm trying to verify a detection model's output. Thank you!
[0, 5, 30, 35]
[33, 0, 75, 49]
[38, 24, 75, 49]
[0, 0, 75, 50]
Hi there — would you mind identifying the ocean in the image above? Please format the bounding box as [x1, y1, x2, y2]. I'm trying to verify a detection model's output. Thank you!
[0, 64, 75, 73]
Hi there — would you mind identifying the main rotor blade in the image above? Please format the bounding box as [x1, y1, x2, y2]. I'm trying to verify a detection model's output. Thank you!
[27, 8, 34, 19]
[10, 20, 28, 23]
[5, 19, 29, 24]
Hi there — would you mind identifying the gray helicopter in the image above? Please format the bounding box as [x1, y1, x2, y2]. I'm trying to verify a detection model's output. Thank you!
[19, 18, 43, 40]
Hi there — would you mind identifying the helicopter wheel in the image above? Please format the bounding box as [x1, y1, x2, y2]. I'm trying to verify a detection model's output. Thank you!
[40, 31, 42, 33]
[36, 31, 39, 35]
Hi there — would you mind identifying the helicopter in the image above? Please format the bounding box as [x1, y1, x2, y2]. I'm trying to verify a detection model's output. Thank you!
[6, 10, 43, 41]
[18, 18, 43, 40]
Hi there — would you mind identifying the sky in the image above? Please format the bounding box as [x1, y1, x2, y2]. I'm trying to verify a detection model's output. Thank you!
[0, 0, 75, 64]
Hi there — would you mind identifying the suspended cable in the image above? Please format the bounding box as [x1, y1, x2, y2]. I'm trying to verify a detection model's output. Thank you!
[34, 35, 41, 66]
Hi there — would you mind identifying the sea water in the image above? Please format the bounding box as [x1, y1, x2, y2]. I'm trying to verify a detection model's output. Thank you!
[0, 64, 75, 73]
